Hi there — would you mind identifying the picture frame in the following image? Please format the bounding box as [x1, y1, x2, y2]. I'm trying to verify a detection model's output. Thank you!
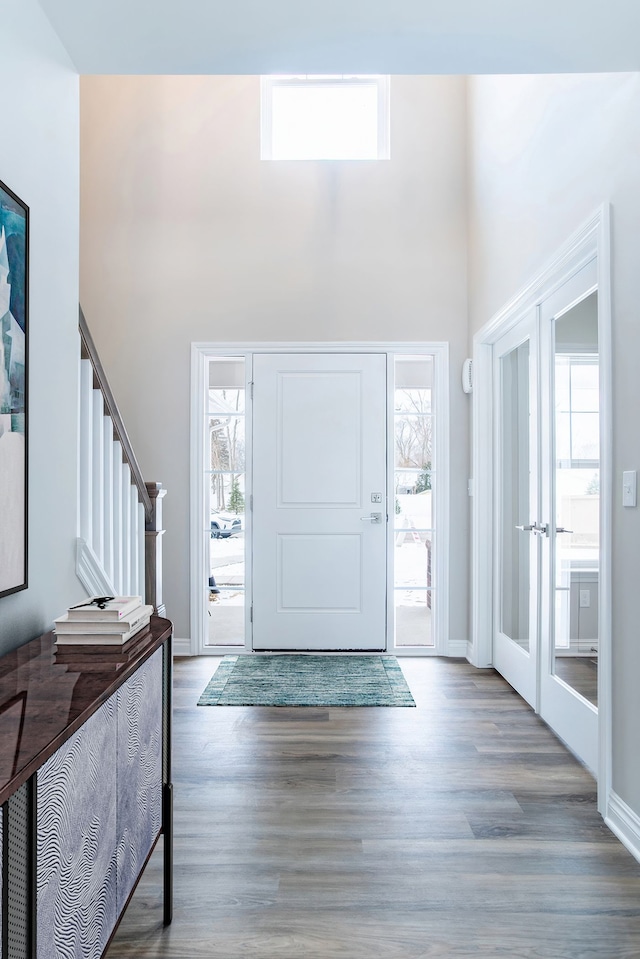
[0, 178, 28, 598]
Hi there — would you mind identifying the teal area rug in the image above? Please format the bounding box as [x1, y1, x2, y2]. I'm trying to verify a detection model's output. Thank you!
[198, 655, 415, 707]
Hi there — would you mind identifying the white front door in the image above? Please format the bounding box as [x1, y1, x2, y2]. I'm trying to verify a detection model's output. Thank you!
[252, 353, 387, 651]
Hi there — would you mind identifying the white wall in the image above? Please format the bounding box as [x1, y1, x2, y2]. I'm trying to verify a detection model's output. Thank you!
[467, 73, 640, 817]
[0, 0, 80, 654]
[79, 75, 470, 644]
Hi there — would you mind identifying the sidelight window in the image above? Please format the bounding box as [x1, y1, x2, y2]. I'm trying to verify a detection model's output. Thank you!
[205, 357, 246, 647]
[393, 355, 436, 648]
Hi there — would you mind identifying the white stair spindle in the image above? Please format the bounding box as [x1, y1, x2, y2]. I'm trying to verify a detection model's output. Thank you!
[91, 390, 105, 564]
[102, 417, 114, 585]
[138, 501, 146, 604]
[79, 360, 94, 544]
[130, 484, 139, 596]
[122, 463, 131, 593]
[112, 440, 123, 593]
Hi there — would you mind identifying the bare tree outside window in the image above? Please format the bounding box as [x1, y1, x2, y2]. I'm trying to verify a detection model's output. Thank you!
[209, 389, 245, 510]
[394, 389, 433, 490]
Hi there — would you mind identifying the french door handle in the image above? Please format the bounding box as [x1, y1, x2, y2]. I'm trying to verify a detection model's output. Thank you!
[555, 527, 573, 534]
[360, 513, 382, 524]
[515, 522, 549, 535]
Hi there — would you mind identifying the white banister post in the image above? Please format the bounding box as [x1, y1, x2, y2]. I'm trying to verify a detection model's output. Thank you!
[145, 483, 166, 616]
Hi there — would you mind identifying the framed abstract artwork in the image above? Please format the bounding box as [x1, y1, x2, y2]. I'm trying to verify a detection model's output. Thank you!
[0, 178, 28, 597]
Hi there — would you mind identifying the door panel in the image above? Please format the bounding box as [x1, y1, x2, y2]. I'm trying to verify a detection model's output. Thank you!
[493, 316, 539, 708]
[278, 371, 362, 506]
[252, 353, 387, 651]
[277, 534, 362, 611]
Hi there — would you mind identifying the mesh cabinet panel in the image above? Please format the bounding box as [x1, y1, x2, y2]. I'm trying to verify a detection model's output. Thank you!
[37, 698, 117, 959]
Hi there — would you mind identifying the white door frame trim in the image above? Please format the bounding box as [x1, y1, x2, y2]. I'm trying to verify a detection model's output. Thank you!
[470, 204, 612, 814]
[190, 341, 450, 659]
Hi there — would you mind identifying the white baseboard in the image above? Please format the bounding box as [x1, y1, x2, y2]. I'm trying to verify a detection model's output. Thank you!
[606, 790, 640, 865]
[172, 637, 193, 657]
[464, 640, 494, 669]
[447, 640, 469, 658]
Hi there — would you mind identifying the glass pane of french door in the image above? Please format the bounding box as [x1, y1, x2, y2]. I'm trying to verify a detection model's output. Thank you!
[500, 340, 531, 651]
[552, 295, 599, 707]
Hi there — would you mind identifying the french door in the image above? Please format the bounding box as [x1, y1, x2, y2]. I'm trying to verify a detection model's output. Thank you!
[493, 261, 600, 772]
[252, 353, 387, 651]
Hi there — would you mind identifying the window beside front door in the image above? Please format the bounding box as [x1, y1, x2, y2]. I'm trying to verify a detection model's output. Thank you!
[206, 357, 246, 647]
[393, 356, 436, 648]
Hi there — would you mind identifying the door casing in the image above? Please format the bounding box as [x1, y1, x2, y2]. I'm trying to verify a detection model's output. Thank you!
[190, 342, 450, 659]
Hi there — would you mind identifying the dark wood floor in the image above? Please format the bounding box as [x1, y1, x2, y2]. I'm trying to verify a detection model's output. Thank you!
[107, 656, 640, 958]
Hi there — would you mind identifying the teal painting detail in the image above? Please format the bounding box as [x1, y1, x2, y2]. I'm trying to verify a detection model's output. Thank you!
[0, 178, 28, 597]
[198, 655, 415, 707]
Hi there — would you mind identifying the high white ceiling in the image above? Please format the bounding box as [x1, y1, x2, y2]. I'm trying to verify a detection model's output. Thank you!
[36, 0, 640, 75]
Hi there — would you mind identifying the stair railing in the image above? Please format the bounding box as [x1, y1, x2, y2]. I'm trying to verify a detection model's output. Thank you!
[77, 307, 166, 614]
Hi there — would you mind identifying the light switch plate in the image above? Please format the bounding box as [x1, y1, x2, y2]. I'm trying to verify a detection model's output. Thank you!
[623, 471, 637, 508]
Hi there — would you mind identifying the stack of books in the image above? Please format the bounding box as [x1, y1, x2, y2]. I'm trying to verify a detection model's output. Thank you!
[54, 629, 152, 670]
[54, 596, 153, 645]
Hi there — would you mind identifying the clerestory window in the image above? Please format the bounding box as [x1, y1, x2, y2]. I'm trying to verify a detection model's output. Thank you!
[261, 75, 390, 161]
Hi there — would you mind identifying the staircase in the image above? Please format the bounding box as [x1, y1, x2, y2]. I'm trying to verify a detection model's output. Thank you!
[77, 308, 165, 612]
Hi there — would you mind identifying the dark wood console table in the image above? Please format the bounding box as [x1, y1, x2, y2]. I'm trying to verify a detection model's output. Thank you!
[0, 616, 173, 959]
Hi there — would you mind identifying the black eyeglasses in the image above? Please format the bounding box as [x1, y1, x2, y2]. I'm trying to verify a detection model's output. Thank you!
[69, 595, 115, 611]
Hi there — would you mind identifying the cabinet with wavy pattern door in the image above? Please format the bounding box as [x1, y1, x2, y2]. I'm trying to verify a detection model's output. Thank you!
[0, 617, 173, 959]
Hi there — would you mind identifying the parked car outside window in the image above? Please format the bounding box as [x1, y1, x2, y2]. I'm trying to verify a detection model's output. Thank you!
[210, 512, 243, 538]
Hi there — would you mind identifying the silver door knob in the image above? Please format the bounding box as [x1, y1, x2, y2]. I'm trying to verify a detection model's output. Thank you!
[360, 513, 382, 523]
